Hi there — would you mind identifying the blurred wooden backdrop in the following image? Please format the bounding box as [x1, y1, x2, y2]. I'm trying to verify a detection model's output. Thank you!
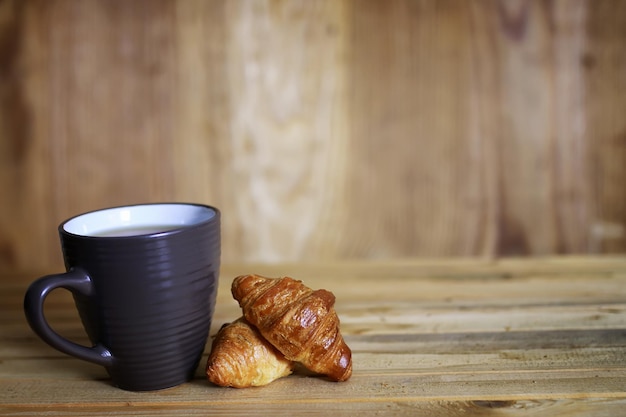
[0, 0, 624, 271]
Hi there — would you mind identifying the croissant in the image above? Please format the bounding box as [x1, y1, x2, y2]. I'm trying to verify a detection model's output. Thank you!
[206, 317, 294, 388]
[231, 274, 352, 382]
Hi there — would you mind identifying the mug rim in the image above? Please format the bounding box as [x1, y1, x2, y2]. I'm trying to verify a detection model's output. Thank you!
[59, 202, 219, 239]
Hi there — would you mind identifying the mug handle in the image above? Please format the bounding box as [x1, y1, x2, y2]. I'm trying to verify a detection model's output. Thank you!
[24, 268, 113, 367]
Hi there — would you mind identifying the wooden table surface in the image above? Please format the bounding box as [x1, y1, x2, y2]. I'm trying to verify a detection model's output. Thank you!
[1, 257, 625, 416]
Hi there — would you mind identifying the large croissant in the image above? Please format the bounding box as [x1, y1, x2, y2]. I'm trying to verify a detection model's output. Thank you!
[206, 317, 294, 388]
[231, 274, 352, 382]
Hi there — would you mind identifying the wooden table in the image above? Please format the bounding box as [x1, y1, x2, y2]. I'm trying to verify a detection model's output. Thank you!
[1, 257, 625, 416]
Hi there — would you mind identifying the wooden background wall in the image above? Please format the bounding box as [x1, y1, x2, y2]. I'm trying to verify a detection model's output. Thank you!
[0, 0, 624, 272]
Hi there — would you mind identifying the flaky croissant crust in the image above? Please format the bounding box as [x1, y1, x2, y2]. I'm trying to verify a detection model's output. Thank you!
[206, 317, 294, 388]
[232, 274, 352, 382]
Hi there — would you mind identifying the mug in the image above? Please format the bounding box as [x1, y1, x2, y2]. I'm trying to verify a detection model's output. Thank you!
[24, 203, 220, 391]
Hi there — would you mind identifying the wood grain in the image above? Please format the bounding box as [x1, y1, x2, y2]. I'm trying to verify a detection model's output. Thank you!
[585, 1, 626, 253]
[1, 257, 625, 415]
[0, 1, 625, 271]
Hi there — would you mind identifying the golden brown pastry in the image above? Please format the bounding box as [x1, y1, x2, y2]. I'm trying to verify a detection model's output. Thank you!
[231, 274, 352, 382]
[206, 317, 294, 388]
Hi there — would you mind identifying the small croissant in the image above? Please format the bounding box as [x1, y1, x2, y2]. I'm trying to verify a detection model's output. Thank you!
[206, 317, 294, 388]
[232, 274, 352, 382]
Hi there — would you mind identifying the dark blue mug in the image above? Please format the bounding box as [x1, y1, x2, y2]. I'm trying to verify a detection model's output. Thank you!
[24, 203, 220, 391]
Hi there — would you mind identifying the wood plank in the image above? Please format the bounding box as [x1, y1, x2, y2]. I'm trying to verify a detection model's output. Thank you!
[215, 0, 350, 262]
[0, 0, 57, 270]
[1, 398, 625, 417]
[585, 1, 626, 253]
[345, 0, 483, 257]
[3, 329, 624, 377]
[6, 299, 624, 338]
[468, 0, 592, 255]
[1, 368, 624, 405]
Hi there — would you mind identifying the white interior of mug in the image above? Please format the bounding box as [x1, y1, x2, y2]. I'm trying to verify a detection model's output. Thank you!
[62, 204, 216, 237]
